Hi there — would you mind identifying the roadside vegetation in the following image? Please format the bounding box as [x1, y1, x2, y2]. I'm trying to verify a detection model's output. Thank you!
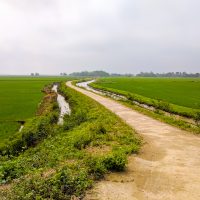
[90, 77, 200, 133]
[0, 82, 140, 199]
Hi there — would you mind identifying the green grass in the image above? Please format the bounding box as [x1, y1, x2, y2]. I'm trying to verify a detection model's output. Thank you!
[0, 82, 140, 199]
[91, 77, 200, 118]
[0, 77, 68, 144]
[0, 123, 20, 143]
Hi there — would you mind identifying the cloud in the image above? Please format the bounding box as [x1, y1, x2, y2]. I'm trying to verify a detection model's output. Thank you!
[0, 0, 199, 74]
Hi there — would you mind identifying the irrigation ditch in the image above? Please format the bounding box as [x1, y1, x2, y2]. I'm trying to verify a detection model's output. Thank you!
[52, 84, 71, 125]
[77, 80, 198, 128]
[5, 84, 71, 133]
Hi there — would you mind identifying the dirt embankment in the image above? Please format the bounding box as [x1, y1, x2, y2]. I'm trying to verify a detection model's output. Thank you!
[36, 86, 57, 116]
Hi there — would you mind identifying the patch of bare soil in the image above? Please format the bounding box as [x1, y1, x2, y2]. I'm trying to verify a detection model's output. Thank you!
[37, 87, 57, 116]
[67, 81, 200, 200]
[0, 184, 11, 191]
[85, 145, 111, 156]
[41, 169, 56, 178]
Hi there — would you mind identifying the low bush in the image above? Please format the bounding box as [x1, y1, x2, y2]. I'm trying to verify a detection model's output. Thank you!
[155, 100, 171, 112]
[85, 151, 127, 180]
[5, 167, 92, 200]
[103, 151, 127, 171]
[72, 131, 94, 150]
[86, 156, 107, 180]
[195, 112, 200, 126]
[89, 121, 107, 135]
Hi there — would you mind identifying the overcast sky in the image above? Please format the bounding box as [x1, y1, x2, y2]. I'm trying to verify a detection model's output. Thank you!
[0, 0, 199, 75]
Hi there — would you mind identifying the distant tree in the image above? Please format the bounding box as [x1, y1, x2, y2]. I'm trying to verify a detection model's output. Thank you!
[69, 70, 110, 77]
[195, 73, 200, 77]
[60, 73, 67, 76]
[30, 73, 34, 76]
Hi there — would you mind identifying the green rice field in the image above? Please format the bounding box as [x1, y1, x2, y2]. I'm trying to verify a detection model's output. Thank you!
[0, 77, 68, 144]
[92, 77, 200, 117]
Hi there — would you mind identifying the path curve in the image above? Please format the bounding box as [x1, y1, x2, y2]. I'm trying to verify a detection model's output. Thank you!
[67, 81, 200, 200]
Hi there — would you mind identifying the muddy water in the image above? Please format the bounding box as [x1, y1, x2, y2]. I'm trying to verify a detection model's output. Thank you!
[52, 85, 71, 125]
[77, 80, 103, 95]
[77, 80, 126, 100]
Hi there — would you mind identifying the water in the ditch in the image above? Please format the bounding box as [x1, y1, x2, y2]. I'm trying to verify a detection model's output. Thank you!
[52, 85, 71, 125]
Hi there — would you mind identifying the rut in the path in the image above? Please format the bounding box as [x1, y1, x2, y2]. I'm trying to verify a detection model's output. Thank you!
[67, 81, 200, 200]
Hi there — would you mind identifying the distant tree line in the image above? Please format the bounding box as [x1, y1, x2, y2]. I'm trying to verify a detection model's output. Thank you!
[59, 70, 200, 78]
[110, 73, 134, 77]
[61, 71, 110, 77]
[136, 72, 200, 77]
[60, 71, 135, 77]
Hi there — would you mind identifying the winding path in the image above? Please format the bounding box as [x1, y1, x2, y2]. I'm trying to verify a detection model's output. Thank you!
[67, 81, 200, 200]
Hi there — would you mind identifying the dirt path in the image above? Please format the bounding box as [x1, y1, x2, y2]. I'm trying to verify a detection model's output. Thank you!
[67, 81, 200, 200]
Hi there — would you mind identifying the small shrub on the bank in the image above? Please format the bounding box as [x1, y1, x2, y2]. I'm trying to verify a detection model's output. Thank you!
[53, 168, 92, 197]
[63, 104, 88, 131]
[73, 132, 93, 150]
[86, 156, 107, 180]
[96, 124, 107, 135]
[115, 144, 140, 154]
[85, 152, 127, 180]
[5, 168, 92, 200]
[89, 122, 107, 135]
[154, 108, 163, 115]
[103, 151, 127, 171]
[195, 112, 200, 126]
[63, 115, 76, 130]
[52, 102, 59, 110]
[74, 109, 88, 125]
[63, 111, 88, 131]
[156, 100, 171, 112]
[127, 93, 134, 101]
[49, 111, 59, 124]
[0, 163, 19, 183]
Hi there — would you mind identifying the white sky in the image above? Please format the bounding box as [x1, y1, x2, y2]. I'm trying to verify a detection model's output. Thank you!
[0, 0, 200, 75]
